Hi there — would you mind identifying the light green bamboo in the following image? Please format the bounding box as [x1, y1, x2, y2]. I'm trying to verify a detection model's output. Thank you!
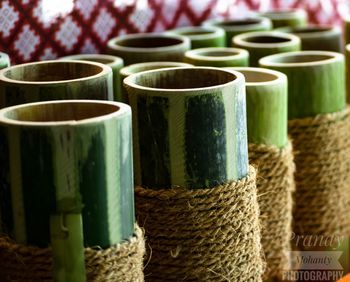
[0, 52, 10, 69]
[124, 67, 248, 189]
[107, 33, 190, 65]
[51, 214, 86, 282]
[225, 67, 287, 148]
[232, 31, 301, 66]
[260, 51, 346, 118]
[60, 54, 124, 102]
[119, 61, 192, 103]
[260, 9, 307, 28]
[184, 47, 249, 67]
[0, 60, 113, 109]
[166, 26, 225, 49]
[203, 17, 272, 46]
[276, 25, 342, 52]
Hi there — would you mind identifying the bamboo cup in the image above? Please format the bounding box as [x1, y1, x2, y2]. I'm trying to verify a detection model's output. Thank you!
[276, 25, 342, 52]
[119, 61, 192, 103]
[260, 9, 307, 28]
[0, 100, 134, 280]
[107, 33, 190, 65]
[60, 54, 124, 102]
[0, 52, 10, 69]
[203, 17, 272, 46]
[0, 60, 113, 109]
[166, 26, 226, 49]
[124, 67, 248, 189]
[184, 47, 249, 67]
[260, 51, 345, 118]
[232, 31, 301, 66]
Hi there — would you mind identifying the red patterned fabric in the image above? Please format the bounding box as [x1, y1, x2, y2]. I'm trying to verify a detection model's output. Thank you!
[0, 0, 348, 64]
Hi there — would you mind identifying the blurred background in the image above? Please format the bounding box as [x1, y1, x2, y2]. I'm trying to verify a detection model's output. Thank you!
[0, 0, 349, 64]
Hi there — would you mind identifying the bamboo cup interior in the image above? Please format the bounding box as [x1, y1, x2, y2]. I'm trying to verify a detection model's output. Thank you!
[217, 18, 262, 26]
[121, 62, 191, 76]
[129, 68, 236, 89]
[3, 62, 104, 82]
[196, 50, 240, 57]
[115, 36, 184, 48]
[244, 35, 291, 43]
[291, 26, 333, 34]
[177, 30, 214, 36]
[3, 102, 119, 122]
[237, 69, 278, 83]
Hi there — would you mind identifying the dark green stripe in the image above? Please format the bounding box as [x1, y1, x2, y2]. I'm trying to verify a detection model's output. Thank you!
[20, 128, 56, 247]
[184, 93, 227, 188]
[80, 129, 110, 248]
[119, 117, 135, 240]
[137, 96, 171, 188]
[0, 126, 13, 235]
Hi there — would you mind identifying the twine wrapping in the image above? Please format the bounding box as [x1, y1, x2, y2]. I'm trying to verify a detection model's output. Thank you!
[288, 107, 350, 237]
[0, 225, 145, 282]
[135, 167, 264, 282]
[249, 142, 295, 280]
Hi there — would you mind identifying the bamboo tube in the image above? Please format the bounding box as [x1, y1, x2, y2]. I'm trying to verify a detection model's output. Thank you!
[276, 25, 342, 52]
[107, 33, 190, 65]
[232, 31, 301, 66]
[60, 54, 124, 102]
[343, 17, 350, 45]
[119, 61, 192, 103]
[225, 67, 287, 147]
[0, 52, 10, 69]
[203, 17, 272, 46]
[166, 26, 226, 49]
[124, 67, 248, 189]
[346, 44, 350, 103]
[0, 60, 113, 109]
[184, 47, 249, 67]
[0, 100, 134, 248]
[260, 51, 345, 118]
[260, 9, 307, 28]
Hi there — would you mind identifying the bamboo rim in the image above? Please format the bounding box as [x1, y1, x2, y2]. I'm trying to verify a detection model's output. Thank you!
[124, 67, 244, 95]
[120, 61, 192, 77]
[0, 60, 111, 85]
[278, 25, 340, 39]
[233, 31, 300, 48]
[259, 50, 343, 67]
[261, 9, 307, 20]
[0, 100, 129, 127]
[185, 47, 248, 62]
[107, 33, 190, 53]
[203, 17, 271, 31]
[224, 67, 287, 86]
[167, 26, 225, 40]
[60, 54, 123, 66]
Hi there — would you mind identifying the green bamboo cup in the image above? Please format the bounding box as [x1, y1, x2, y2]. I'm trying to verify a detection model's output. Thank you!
[343, 17, 350, 45]
[260, 51, 346, 118]
[203, 17, 272, 46]
[166, 26, 225, 49]
[0, 52, 10, 69]
[345, 44, 350, 103]
[107, 33, 190, 65]
[232, 31, 301, 66]
[124, 67, 248, 189]
[119, 61, 192, 103]
[276, 25, 342, 52]
[60, 54, 124, 102]
[226, 67, 287, 148]
[0, 100, 134, 247]
[184, 47, 249, 67]
[260, 9, 307, 28]
[0, 60, 113, 109]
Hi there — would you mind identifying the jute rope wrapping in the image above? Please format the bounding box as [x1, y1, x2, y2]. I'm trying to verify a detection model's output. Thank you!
[288, 107, 350, 237]
[135, 167, 264, 282]
[0, 225, 145, 282]
[249, 142, 295, 280]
